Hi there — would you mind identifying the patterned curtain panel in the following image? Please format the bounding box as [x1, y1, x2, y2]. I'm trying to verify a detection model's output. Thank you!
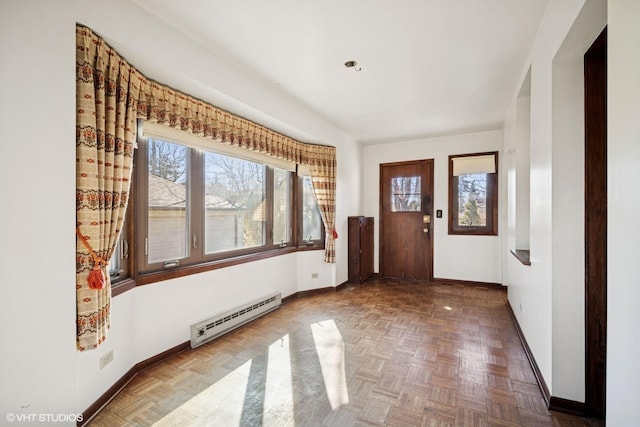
[309, 151, 338, 263]
[76, 27, 137, 350]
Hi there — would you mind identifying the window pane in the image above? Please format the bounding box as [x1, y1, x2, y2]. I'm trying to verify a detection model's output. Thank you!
[273, 168, 291, 244]
[107, 233, 130, 283]
[147, 139, 188, 263]
[457, 173, 487, 226]
[302, 176, 323, 241]
[391, 176, 421, 212]
[204, 152, 265, 254]
[107, 240, 122, 279]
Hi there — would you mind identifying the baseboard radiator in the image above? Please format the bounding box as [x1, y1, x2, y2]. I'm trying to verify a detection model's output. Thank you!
[190, 292, 281, 348]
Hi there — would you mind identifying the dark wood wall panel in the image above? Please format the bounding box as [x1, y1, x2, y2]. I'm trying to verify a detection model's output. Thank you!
[584, 26, 607, 419]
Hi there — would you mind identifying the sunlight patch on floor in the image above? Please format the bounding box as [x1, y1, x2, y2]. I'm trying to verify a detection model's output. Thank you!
[152, 322, 349, 425]
[263, 334, 295, 425]
[153, 359, 252, 426]
[311, 319, 350, 410]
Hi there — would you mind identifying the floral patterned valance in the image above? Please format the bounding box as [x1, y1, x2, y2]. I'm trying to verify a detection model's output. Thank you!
[76, 25, 336, 169]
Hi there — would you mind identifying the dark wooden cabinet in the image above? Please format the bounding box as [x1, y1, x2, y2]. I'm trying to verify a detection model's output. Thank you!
[348, 216, 374, 284]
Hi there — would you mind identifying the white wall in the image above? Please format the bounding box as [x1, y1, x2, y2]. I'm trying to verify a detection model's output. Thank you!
[607, 1, 640, 425]
[504, 0, 606, 404]
[0, 2, 79, 421]
[548, 0, 606, 401]
[550, 57, 586, 402]
[0, 0, 361, 421]
[363, 130, 503, 284]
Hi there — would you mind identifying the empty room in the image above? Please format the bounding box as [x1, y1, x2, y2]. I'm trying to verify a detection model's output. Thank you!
[1, 0, 639, 426]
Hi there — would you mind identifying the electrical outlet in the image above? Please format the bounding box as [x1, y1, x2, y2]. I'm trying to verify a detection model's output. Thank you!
[100, 350, 114, 369]
[311, 273, 319, 279]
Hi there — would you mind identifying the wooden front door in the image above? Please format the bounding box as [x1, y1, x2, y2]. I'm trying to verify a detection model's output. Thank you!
[380, 160, 434, 281]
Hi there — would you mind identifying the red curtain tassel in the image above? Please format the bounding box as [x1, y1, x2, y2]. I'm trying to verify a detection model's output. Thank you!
[332, 229, 339, 239]
[87, 266, 106, 290]
[77, 225, 107, 290]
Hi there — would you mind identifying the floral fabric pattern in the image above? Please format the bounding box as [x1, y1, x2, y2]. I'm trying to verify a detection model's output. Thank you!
[76, 26, 137, 350]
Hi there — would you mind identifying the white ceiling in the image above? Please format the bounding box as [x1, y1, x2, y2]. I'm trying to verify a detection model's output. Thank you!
[133, 0, 548, 144]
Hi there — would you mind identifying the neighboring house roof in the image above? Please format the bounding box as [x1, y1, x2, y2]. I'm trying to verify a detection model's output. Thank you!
[148, 174, 237, 209]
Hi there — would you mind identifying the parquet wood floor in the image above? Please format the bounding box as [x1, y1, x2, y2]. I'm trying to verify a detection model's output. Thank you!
[89, 279, 603, 426]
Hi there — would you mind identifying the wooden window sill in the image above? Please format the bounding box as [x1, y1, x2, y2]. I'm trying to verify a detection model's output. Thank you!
[111, 278, 136, 297]
[511, 249, 531, 266]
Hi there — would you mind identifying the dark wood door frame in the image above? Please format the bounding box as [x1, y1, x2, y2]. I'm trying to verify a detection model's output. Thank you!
[584, 26, 607, 419]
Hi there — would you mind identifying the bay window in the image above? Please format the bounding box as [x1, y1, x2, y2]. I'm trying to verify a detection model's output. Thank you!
[109, 121, 324, 289]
